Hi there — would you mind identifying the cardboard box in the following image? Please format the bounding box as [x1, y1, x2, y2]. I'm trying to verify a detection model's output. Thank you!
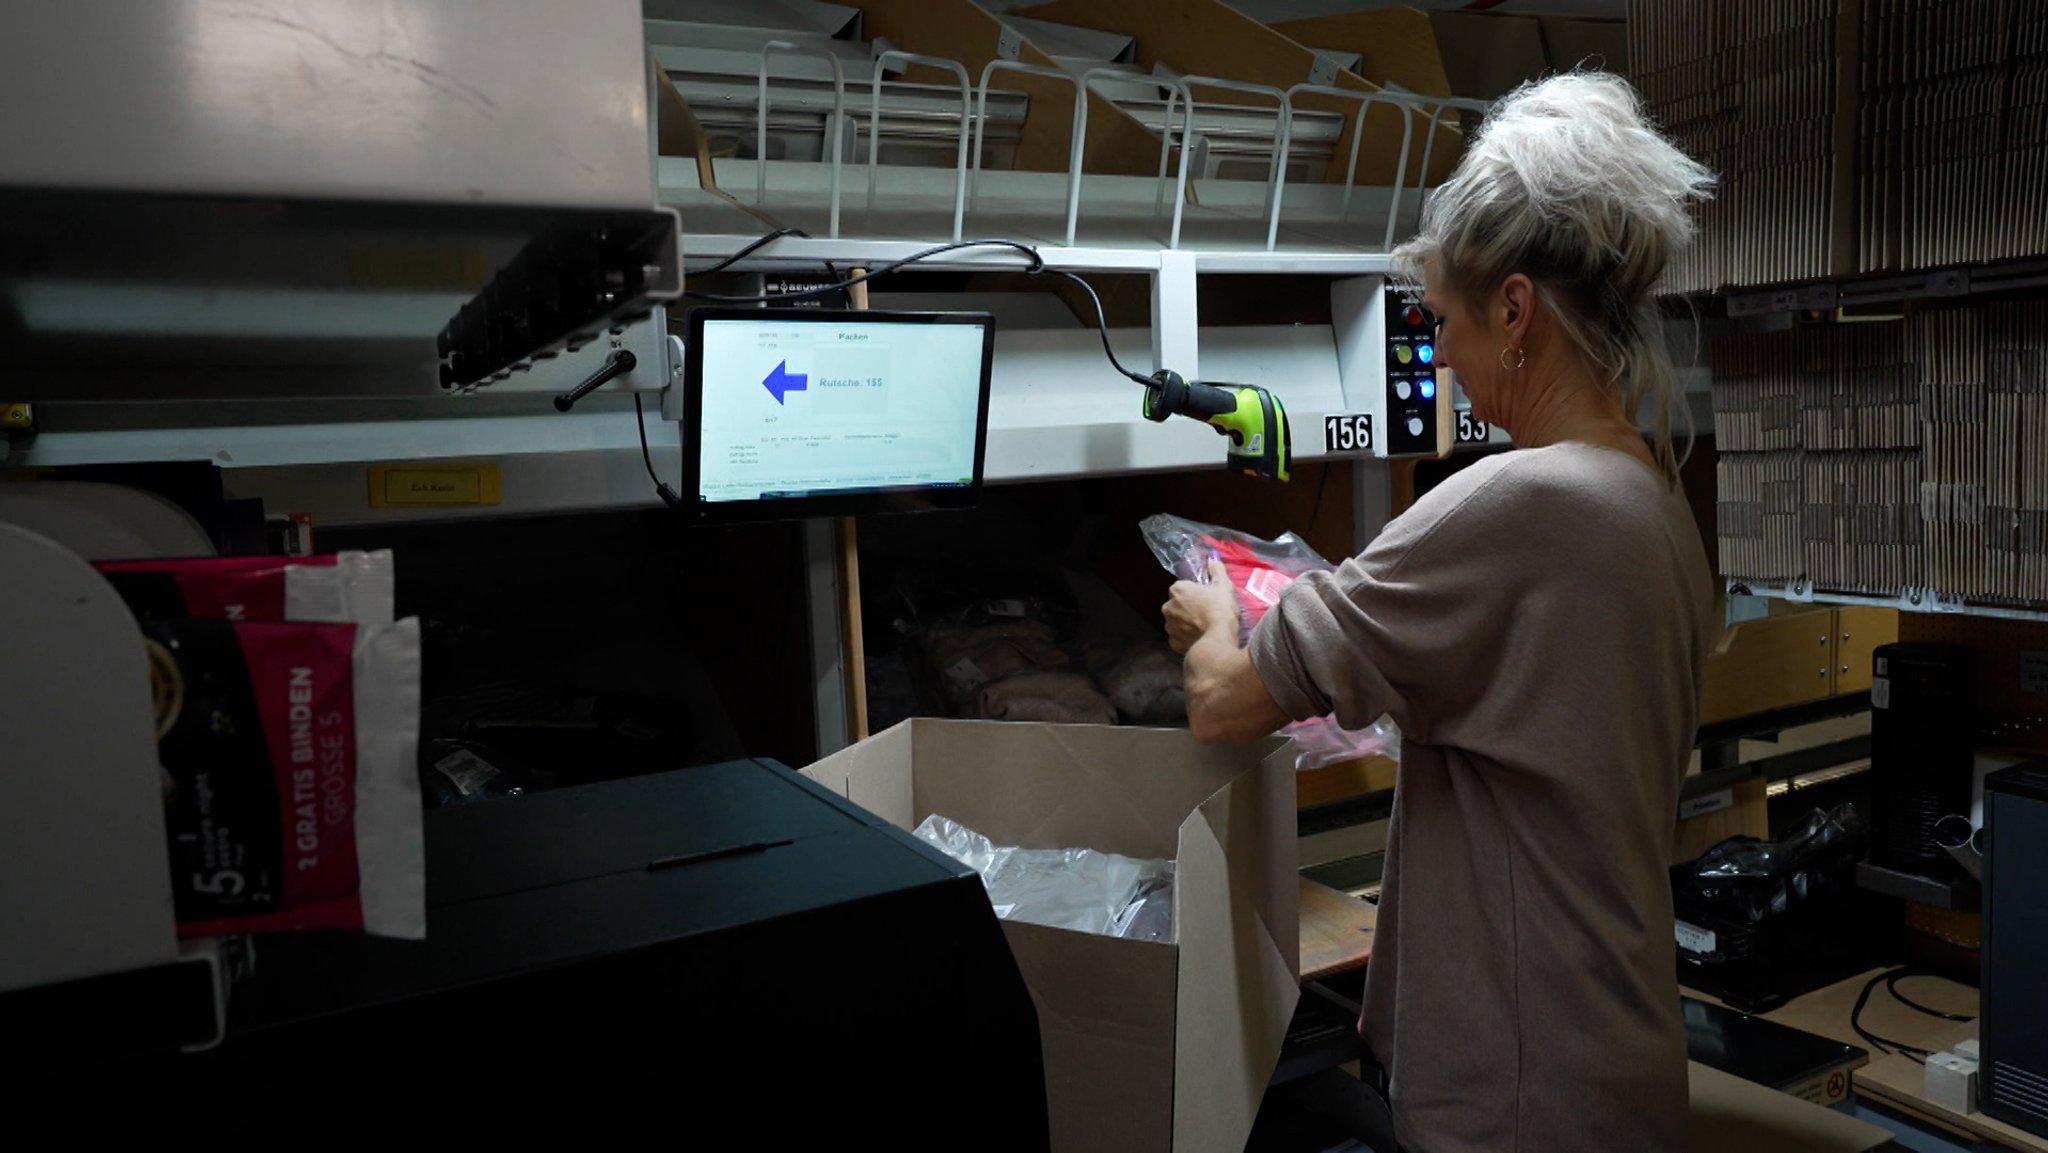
[1687, 1061, 1892, 1152]
[805, 720, 1300, 1153]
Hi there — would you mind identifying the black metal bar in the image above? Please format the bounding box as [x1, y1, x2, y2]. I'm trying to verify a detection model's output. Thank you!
[1754, 735, 1871, 784]
[1695, 254, 2048, 317]
[1695, 693, 1871, 749]
[1857, 861, 1980, 913]
[1298, 789, 1394, 839]
[1303, 855, 1385, 893]
[553, 349, 637, 412]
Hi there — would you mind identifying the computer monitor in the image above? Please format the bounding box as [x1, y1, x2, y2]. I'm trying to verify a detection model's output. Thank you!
[683, 307, 994, 522]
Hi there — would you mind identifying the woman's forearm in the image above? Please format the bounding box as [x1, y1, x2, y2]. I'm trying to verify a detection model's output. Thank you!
[1184, 623, 1290, 743]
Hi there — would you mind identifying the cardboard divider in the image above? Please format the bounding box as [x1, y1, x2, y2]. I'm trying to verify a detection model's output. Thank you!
[854, 0, 1162, 178]
[1273, 9, 1453, 103]
[901, 720, 1253, 859]
[1014, 0, 1464, 189]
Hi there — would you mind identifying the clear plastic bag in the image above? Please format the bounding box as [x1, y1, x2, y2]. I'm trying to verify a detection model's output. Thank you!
[913, 814, 1175, 942]
[1286, 713, 1401, 766]
[1139, 514, 1330, 643]
[1139, 513, 1402, 770]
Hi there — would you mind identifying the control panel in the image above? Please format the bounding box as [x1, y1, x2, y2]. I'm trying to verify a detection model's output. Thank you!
[1327, 275, 1510, 460]
[1328, 276, 1456, 459]
[1382, 286, 1443, 456]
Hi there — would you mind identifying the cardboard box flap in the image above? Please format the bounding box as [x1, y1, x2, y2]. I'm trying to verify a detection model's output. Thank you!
[803, 722, 914, 827]
[1687, 1062, 1892, 1151]
[1007, 921, 1178, 1153]
[903, 720, 1270, 862]
[1172, 746, 1301, 1153]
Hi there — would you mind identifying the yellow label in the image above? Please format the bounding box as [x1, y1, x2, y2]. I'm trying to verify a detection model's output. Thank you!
[346, 244, 489, 291]
[0, 404, 30, 429]
[368, 464, 502, 508]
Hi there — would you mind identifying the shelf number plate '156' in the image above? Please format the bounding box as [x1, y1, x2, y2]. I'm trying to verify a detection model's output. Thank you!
[1324, 413, 1373, 454]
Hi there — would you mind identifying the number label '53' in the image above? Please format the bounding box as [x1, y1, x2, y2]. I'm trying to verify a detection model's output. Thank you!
[1455, 411, 1491, 445]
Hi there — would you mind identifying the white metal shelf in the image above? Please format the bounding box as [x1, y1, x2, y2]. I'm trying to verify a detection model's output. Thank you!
[1726, 578, 2048, 623]
[13, 322, 1386, 525]
[663, 159, 1414, 273]
[676, 228, 1399, 276]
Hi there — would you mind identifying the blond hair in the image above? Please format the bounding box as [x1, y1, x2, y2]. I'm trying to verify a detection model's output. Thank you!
[1394, 72, 1715, 480]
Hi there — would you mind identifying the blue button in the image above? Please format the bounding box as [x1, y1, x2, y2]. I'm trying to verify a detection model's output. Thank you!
[1418, 344, 1435, 364]
[1420, 380, 1436, 399]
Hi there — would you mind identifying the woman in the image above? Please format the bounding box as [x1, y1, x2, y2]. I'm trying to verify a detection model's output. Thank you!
[1164, 73, 1716, 1153]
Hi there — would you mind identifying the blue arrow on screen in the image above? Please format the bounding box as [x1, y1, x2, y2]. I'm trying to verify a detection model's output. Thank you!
[763, 360, 808, 405]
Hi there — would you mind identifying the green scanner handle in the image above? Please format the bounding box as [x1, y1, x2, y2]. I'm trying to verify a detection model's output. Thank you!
[1140, 370, 1292, 482]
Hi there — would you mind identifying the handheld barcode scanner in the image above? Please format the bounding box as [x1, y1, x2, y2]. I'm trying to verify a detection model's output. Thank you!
[1141, 370, 1293, 482]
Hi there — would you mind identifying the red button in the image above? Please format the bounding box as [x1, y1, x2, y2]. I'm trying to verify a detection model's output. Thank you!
[1403, 305, 1424, 327]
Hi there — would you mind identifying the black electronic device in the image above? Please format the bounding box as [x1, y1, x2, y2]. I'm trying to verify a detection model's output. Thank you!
[1682, 997, 1867, 1106]
[1982, 762, 2048, 1138]
[1868, 643, 1976, 877]
[683, 307, 994, 522]
[7, 762, 1050, 1144]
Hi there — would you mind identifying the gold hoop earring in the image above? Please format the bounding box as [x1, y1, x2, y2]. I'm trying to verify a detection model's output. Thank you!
[1499, 345, 1526, 372]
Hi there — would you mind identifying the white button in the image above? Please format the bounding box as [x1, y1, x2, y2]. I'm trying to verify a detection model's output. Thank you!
[1394, 380, 1412, 401]
[1406, 416, 1425, 436]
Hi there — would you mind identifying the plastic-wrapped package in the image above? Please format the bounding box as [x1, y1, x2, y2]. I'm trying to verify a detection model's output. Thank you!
[1139, 514, 1329, 642]
[975, 670, 1119, 726]
[891, 564, 1080, 637]
[1087, 642, 1187, 725]
[1139, 513, 1402, 769]
[147, 617, 425, 939]
[921, 620, 1071, 713]
[98, 550, 396, 625]
[97, 551, 424, 938]
[913, 814, 1175, 942]
[1679, 804, 1867, 923]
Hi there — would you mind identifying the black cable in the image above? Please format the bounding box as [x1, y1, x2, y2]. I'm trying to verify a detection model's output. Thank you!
[681, 237, 1045, 302]
[1849, 968, 1934, 1064]
[680, 233, 1157, 387]
[633, 392, 682, 509]
[1886, 971, 1975, 1023]
[1038, 267, 1156, 387]
[685, 226, 810, 278]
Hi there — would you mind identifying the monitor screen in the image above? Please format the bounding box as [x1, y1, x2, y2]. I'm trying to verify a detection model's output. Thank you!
[683, 308, 994, 521]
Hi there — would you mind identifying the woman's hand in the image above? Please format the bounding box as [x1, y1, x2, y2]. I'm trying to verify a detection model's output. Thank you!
[1162, 559, 1289, 742]
[1162, 559, 1239, 653]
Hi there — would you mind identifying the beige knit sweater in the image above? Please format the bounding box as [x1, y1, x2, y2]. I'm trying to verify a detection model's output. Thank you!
[1250, 442, 1713, 1152]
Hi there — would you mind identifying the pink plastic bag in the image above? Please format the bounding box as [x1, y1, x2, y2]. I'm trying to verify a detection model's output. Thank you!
[1140, 514, 1400, 769]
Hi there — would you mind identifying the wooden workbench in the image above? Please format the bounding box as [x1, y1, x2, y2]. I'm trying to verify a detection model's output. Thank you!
[1744, 970, 2047, 1152]
[1298, 876, 1375, 983]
